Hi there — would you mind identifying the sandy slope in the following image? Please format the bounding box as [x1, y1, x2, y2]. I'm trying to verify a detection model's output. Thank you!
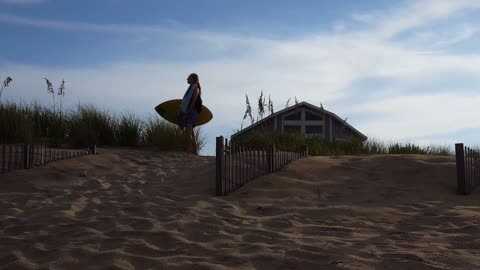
[1, 149, 479, 270]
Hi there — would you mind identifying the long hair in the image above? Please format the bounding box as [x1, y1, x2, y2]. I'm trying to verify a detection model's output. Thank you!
[190, 73, 201, 95]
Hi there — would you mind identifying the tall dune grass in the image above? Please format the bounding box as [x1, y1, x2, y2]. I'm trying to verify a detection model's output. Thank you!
[68, 105, 117, 147]
[232, 131, 454, 156]
[116, 113, 143, 147]
[142, 116, 190, 151]
[0, 102, 206, 153]
[0, 102, 32, 143]
[142, 116, 207, 152]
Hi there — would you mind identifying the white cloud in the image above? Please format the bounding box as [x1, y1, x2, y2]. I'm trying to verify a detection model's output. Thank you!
[353, 0, 480, 39]
[347, 92, 480, 141]
[0, 0, 46, 4]
[0, 13, 171, 33]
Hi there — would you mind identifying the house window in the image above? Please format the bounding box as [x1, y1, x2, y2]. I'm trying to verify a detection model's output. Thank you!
[305, 111, 323, 121]
[284, 111, 302, 120]
[306, 125, 323, 134]
[284, 125, 301, 133]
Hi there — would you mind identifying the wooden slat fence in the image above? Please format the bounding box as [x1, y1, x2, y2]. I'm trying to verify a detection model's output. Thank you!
[0, 144, 95, 174]
[455, 143, 480, 195]
[216, 136, 308, 196]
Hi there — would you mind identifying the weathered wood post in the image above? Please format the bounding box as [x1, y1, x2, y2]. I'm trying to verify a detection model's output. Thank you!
[231, 142, 234, 189]
[272, 145, 276, 172]
[455, 143, 467, 195]
[216, 136, 224, 196]
[1, 144, 5, 173]
[240, 146, 244, 185]
[468, 148, 472, 193]
[257, 148, 260, 178]
[90, 145, 97, 155]
[267, 145, 272, 174]
[475, 151, 479, 190]
[249, 147, 253, 180]
[8, 144, 13, 171]
[22, 144, 29, 169]
[477, 151, 480, 189]
[225, 137, 229, 194]
[14, 144, 18, 170]
[31, 145, 34, 166]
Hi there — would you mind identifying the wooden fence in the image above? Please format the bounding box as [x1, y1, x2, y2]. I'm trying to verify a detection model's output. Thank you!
[215, 136, 308, 196]
[1, 144, 95, 174]
[455, 143, 480, 195]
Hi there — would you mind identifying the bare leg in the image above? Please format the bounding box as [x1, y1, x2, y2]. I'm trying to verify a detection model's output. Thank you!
[186, 124, 198, 155]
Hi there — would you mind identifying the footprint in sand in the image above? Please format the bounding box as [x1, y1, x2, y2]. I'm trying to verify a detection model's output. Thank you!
[122, 185, 134, 193]
[62, 197, 88, 218]
[91, 198, 102, 205]
[155, 170, 167, 176]
[96, 178, 111, 189]
[112, 258, 135, 270]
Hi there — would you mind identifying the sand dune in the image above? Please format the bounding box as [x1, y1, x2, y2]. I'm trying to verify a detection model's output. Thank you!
[1, 149, 479, 269]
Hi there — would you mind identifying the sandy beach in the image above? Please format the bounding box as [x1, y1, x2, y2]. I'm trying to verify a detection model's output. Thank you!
[1, 148, 479, 269]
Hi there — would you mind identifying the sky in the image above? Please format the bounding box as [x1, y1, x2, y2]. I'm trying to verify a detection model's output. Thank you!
[1, 0, 480, 155]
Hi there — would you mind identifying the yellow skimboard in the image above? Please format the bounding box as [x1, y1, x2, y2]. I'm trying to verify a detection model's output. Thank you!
[155, 99, 213, 126]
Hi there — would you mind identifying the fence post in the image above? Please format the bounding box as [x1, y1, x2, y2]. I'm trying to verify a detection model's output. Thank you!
[23, 144, 29, 169]
[468, 148, 472, 193]
[31, 144, 35, 167]
[248, 147, 252, 181]
[90, 145, 96, 155]
[8, 144, 12, 171]
[216, 136, 224, 196]
[255, 149, 261, 177]
[272, 145, 276, 173]
[241, 146, 245, 185]
[1, 144, 5, 173]
[14, 145, 18, 170]
[41, 145, 44, 165]
[456, 143, 467, 195]
[225, 137, 229, 194]
[267, 145, 272, 173]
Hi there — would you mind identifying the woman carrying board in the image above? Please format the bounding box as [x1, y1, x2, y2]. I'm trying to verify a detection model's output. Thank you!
[178, 73, 202, 155]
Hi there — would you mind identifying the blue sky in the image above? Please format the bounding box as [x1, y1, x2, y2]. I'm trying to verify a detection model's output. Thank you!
[2, 0, 480, 155]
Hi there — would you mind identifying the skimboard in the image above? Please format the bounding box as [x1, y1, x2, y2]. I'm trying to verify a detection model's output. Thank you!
[155, 99, 213, 126]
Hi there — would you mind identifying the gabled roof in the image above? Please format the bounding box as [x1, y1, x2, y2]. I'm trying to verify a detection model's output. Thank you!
[232, 101, 367, 140]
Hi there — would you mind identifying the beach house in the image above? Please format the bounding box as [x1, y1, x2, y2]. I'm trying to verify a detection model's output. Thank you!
[232, 101, 367, 142]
